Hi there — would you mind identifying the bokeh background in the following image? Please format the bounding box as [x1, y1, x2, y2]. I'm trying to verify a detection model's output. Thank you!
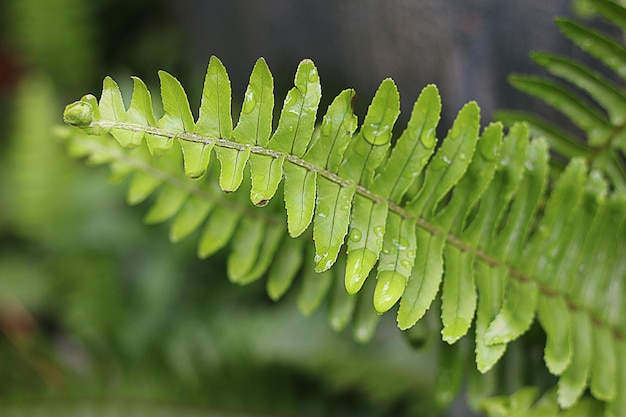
[0, 0, 596, 416]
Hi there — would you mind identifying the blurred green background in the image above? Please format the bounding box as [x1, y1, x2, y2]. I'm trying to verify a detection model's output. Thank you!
[0, 0, 575, 416]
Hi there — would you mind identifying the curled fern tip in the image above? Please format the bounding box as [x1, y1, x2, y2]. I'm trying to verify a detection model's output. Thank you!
[63, 94, 97, 127]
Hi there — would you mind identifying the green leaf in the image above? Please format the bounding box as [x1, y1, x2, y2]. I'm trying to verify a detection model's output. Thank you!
[359, 78, 400, 146]
[344, 195, 388, 295]
[491, 137, 549, 263]
[352, 271, 381, 343]
[338, 78, 400, 185]
[407, 101, 480, 215]
[509, 75, 612, 146]
[556, 17, 626, 82]
[495, 110, 590, 160]
[144, 184, 188, 224]
[283, 163, 317, 237]
[435, 340, 468, 409]
[435, 122, 503, 233]
[397, 229, 446, 330]
[373, 214, 416, 313]
[267, 236, 304, 300]
[371, 84, 441, 202]
[592, 193, 626, 326]
[313, 177, 354, 272]
[179, 140, 214, 179]
[537, 295, 572, 376]
[328, 257, 355, 331]
[525, 158, 587, 285]
[169, 194, 214, 243]
[463, 124, 530, 248]
[232, 57, 274, 146]
[484, 278, 538, 346]
[268, 59, 321, 156]
[157, 71, 195, 133]
[195, 56, 233, 139]
[303, 89, 358, 171]
[297, 245, 333, 316]
[153, 71, 194, 155]
[197, 205, 240, 258]
[531, 52, 626, 125]
[590, 325, 617, 401]
[99, 76, 134, 147]
[441, 245, 476, 344]
[475, 263, 507, 373]
[235, 224, 284, 284]
[215, 147, 250, 192]
[249, 153, 284, 206]
[606, 340, 626, 417]
[127, 170, 162, 205]
[590, 0, 626, 31]
[557, 310, 592, 409]
[126, 76, 156, 148]
[527, 389, 560, 417]
[227, 217, 265, 283]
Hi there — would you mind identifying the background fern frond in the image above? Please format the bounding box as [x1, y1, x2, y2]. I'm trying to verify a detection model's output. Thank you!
[496, 0, 626, 190]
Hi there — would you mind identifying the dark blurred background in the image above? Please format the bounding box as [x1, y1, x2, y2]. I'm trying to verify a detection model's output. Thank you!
[169, 0, 573, 127]
[0, 0, 591, 416]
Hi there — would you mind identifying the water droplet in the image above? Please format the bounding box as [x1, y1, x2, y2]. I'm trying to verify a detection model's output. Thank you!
[397, 238, 409, 251]
[362, 123, 390, 146]
[288, 125, 295, 132]
[400, 259, 412, 269]
[458, 153, 467, 161]
[382, 248, 390, 255]
[431, 155, 451, 171]
[373, 226, 385, 237]
[525, 160, 535, 171]
[420, 131, 436, 149]
[242, 90, 256, 113]
[308, 68, 319, 83]
[480, 143, 499, 162]
[349, 228, 362, 242]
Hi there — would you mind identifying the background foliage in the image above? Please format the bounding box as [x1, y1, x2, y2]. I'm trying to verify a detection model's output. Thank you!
[1, 0, 623, 416]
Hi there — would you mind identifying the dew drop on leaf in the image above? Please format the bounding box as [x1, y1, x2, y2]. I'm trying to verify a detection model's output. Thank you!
[397, 237, 410, 251]
[349, 228, 363, 242]
[420, 129, 436, 149]
[362, 123, 391, 146]
[308, 68, 319, 83]
[480, 143, 499, 162]
[242, 91, 256, 114]
[430, 155, 451, 171]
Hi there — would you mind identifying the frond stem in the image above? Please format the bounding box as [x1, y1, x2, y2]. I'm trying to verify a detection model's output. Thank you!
[92, 120, 624, 342]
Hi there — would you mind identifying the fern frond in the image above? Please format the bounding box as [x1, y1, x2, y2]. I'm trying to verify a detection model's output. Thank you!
[63, 55, 626, 415]
[495, 0, 626, 191]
